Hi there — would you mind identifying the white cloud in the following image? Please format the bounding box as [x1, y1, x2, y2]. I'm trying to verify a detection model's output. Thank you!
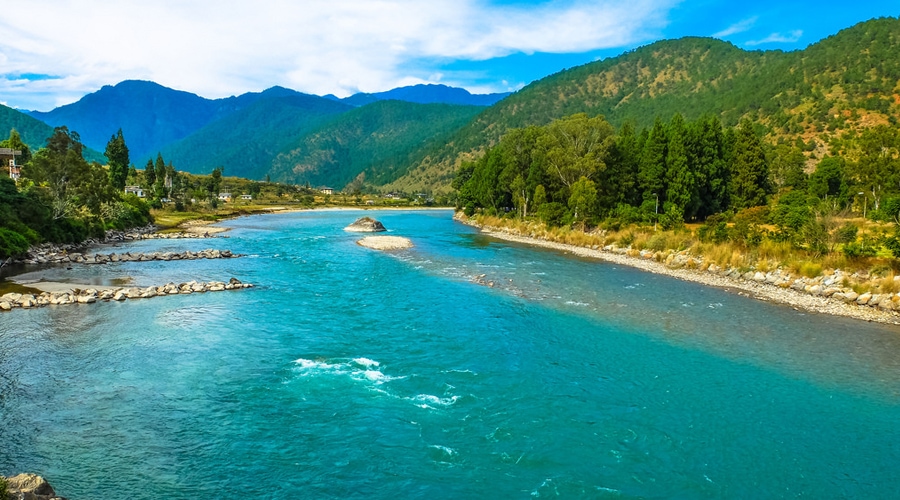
[712, 16, 758, 38]
[746, 30, 803, 46]
[0, 0, 678, 110]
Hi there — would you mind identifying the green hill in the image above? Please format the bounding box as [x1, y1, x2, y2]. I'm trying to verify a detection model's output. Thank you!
[391, 17, 900, 193]
[0, 104, 57, 150]
[160, 93, 352, 178]
[266, 100, 482, 190]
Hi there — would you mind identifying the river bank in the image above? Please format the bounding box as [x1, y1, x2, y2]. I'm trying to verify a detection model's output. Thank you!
[456, 213, 900, 326]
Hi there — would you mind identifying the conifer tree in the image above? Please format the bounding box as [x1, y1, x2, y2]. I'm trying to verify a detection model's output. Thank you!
[105, 129, 129, 191]
[664, 113, 698, 220]
[144, 159, 156, 189]
[690, 115, 728, 218]
[729, 119, 770, 209]
[638, 117, 667, 204]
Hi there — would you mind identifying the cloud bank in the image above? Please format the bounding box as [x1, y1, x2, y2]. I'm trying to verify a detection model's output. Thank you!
[0, 0, 677, 110]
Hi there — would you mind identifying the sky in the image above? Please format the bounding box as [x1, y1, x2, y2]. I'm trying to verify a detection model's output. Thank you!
[0, 0, 897, 111]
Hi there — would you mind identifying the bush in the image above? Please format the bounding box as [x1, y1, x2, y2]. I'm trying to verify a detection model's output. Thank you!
[698, 214, 729, 243]
[537, 202, 568, 227]
[0, 227, 30, 259]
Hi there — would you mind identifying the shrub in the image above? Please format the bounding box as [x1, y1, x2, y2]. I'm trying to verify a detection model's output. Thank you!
[537, 202, 568, 227]
[698, 214, 729, 243]
[646, 233, 668, 252]
[799, 261, 823, 278]
[0, 227, 29, 259]
[0, 476, 11, 500]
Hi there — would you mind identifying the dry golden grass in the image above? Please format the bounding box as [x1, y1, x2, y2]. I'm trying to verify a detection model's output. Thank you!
[469, 215, 900, 286]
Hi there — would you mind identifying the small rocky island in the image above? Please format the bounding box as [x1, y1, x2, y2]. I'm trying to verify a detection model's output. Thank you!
[357, 236, 413, 250]
[344, 217, 386, 232]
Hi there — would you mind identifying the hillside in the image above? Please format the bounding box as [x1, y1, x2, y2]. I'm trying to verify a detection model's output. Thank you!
[341, 84, 509, 107]
[266, 100, 482, 190]
[0, 104, 56, 151]
[391, 17, 900, 193]
[160, 93, 352, 178]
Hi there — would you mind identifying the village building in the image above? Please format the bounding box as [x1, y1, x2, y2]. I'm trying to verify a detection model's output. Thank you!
[124, 186, 145, 198]
[218, 193, 232, 202]
[0, 148, 22, 181]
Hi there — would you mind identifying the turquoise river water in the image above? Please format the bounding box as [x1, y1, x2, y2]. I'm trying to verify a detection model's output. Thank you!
[2, 209, 900, 498]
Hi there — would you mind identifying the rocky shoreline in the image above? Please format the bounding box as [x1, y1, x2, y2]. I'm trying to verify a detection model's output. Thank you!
[0, 278, 253, 312]
[2, 225, 219, 267]
[456, 213, 900, 326]
[18, 248, 241, 266]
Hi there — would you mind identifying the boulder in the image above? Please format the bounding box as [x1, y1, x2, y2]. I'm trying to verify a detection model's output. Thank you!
[344, 217, 387, 232]
[4, 473, 59, 499]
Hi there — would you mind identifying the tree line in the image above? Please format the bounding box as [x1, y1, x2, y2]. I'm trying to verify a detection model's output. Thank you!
[454, 112, 900, 256]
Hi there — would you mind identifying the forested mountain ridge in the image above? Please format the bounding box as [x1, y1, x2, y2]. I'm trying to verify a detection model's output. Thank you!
[26, 81, 307, 163]
[393, 17, 900, 194]
[266, 100, 483, 190]
[340, 84, 510, 107]
[0, 104, 56, 151]
[159, 93, 353, 179]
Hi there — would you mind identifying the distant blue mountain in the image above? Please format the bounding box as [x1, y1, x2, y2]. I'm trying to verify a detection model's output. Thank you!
[342, 84, 510, 107]
[26, 81, 309, 162]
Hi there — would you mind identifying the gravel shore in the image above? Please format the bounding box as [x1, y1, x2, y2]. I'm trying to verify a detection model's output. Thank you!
[462, 218, 900, 326]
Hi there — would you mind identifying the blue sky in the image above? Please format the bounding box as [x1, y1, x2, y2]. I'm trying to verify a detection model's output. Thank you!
[0, 0, 897, 111]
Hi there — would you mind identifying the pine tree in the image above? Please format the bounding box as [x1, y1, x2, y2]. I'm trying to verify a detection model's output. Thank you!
[729, 119, 770, 210]
[664, 113, 697, 220]
[105, 129, 130, 191]
[638, 117, 667, 203]
[144, 159, 156, 189]
[690, 115, 728, 218]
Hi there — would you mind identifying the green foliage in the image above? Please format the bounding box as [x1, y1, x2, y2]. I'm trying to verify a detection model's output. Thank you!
[698, 214, 729, 243]
[568, 176, 598, 222]
[267, 101, 482, 190]
[0, 475, 11, 500]
[105, 128, 130, 191]
[0, 227, 30, 258]
[537, 202, 569, 227]
[729, 119, 770, 209]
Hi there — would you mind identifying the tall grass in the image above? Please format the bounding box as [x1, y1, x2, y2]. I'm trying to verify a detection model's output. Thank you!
[470, 214, 898, 285]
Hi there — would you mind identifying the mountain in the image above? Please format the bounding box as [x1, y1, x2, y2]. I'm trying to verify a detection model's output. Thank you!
[389, 17, 900, 193]
[0, 104, 57, 151]
[26, 80, 299, 162]
[0, 104, 105, 162]
[341, 84, 510, 107]
[160, 92, 352, 178]
[266, 100, 483, 190]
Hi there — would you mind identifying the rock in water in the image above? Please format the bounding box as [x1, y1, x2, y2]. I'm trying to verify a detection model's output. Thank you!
[3, 473, 61, 499]
[344, 217, 387, 232]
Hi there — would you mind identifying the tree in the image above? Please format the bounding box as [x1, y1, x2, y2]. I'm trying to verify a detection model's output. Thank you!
[510, 174, 529, 218]
[539, 113, 614, 188]
[143, 159, 156, 190]
[638, 117, 667, 203]
[664, 113, 698, 220]
[206, 166, 224, 201]
[568, 176, 598, 224]
[808, 156, 849, 207]
[105, 128, 130, 191]
[601, 121, 640, 211]
[24, 127, 91, 219]
[0, 129, 32, 165]
[689, 115, 728, 218]
[729, 119, 770, 209]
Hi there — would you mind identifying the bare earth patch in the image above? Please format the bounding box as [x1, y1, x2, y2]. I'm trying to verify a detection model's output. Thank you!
[357, 236, 413, 250]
